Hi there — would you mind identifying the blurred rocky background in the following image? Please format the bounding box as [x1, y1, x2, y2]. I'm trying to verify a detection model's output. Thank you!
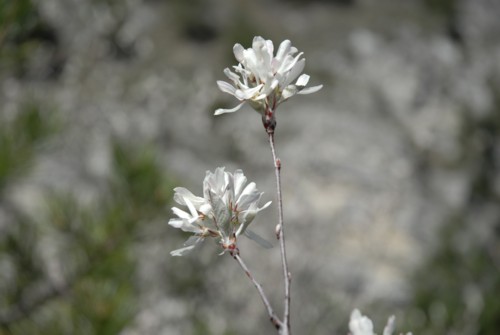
[0, 0, 499, 334]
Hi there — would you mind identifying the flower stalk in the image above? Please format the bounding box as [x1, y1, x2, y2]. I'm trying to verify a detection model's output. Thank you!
[230, 249, 283, 331]
[268, 129, 291, 334]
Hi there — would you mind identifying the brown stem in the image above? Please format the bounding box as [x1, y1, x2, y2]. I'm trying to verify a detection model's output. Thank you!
[267, 131, 291, 335]
[231, 251, 283, 332]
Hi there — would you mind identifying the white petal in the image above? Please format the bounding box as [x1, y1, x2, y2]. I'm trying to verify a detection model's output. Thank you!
[199, 203, 212, 215]
[173, 187, 206, 208]
[297, 84, 323, 95]
[170, 236, 204, 256]
[233, 43, 245, 63]
[265, 39, 274, 59]
[383, 315, 396, 335]
[349, 309, 374, 335]
[252, 36, 266, 50]
[223, 68, 241, 83]
[168, 217, 185, 228]
[243, 229, 273, 249]
[295, 73, 310, 87]
[282, 59, 305, 87]
[259, 200, 272, 211]
[168, 217, 200, 233]
[185, 198, 199, 219]
[281, 85, 298, 100]
[235, 84, 263, 100]
[217, 81, 237, 96]
[275, 39, 292, 63]
[233, 169, 247, 198]
[214, 102, 245, 115]
[171, 207, 191, 220]
[278, 52, 303, 75]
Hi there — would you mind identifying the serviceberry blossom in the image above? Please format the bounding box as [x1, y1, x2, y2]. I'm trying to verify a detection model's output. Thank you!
[169, 167, 272, 256]
[349, 309, 412, 335]
[215, 36, 323, 116]
[349, 309, 375, 335]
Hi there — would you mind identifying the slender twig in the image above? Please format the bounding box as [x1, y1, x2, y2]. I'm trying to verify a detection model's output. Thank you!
[268, 131, 291, 335]
[231, 251, 283, 331]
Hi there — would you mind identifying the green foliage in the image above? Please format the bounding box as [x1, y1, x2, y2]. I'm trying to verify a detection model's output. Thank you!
[408, 89, 500, 335]
[422, 0, 457, 18]
[409, 216, 500, 335]
[0, 101, 58, 189]
[0, 106, 179, 334]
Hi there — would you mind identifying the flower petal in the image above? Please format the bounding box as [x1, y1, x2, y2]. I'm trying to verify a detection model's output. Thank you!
[297, 84, 323, 95]
[233, 43, 245, 63]
[275, 39, 292, 63]
[170, 236, 204, 256]
[223, 68, 241, 84]
[243, 229, 273, 249]
[233, 169, 247, 198]
[295, 73, 310, 87]
[214, 102, 245, 115]
[217, 81, 237, 96]
[171, 207, 191, 220]
[235, 84, 263, 100]
[282, 59, 305, 87]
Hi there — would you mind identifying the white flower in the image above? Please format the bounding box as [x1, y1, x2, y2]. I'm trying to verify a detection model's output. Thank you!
[203, 167, 272, 251]
[215, 36, 323, 116]
[349, 309, 374, 335]
[349, 309, 411, 335]
[168, 187, 218, 256]
[168, 167, 272, 256]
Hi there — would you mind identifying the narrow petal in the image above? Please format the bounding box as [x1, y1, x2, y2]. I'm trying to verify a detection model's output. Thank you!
[235, 84, 263, 100]
[233, 169, 247, 198]
[383, 315, 396, 335]
[170, 236, 204, 256]
[233, 43, 245, 63]
[243, 229, 273, 249]
[237, 192, 261, 210]
[185, 198, 199, 219]
[171, 207, 191, 220]
[214, 102, 245, 115]
[281, 85, 298, 100]
[265, 39, 274, 60]
[168, 217, 201, 233]
[275, 39, 292, 63]
[173, 187, 206, 208]
[223, 68, 241, 83]
[168, 217, 185, 229]
[259, 200, 272, 211]
[282, 59, 305, 87]
[297, 84, 323, 95]
[217, 81, 237, 96]
[278, 52, 304, 75]
[295, 73, 310, 87]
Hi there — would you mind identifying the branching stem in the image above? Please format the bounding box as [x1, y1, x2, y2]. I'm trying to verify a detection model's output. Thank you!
[231, 251, 283, 331]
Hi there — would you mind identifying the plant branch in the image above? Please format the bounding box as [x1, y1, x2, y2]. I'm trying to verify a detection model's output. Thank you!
[268, 131, 291, 335]
[231, 251, 283, 332]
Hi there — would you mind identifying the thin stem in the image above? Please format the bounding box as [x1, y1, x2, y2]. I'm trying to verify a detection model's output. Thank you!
[268, 132, 291, 335]
[231, 251, 283, 332]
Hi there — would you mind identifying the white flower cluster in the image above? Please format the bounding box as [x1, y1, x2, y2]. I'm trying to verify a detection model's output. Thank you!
[349, 309, 412, 335]
[169, 167, 272, 256]
[215, 36, 322, 116]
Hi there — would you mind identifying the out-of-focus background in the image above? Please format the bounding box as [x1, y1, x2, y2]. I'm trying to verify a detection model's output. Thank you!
[1, 0, 499, 334]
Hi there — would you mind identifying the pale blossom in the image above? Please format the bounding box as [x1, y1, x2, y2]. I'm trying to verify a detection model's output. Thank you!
[168, 167, 271, 256]
[349, 309, 374, 335]
[349, 309, 412, 335]
[215, 36, 322, 116]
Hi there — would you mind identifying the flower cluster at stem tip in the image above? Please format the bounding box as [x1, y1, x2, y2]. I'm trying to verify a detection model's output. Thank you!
[215, 36, 323, 122]
[169, 167, 272, 256]
[349, 309, 413, 335]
